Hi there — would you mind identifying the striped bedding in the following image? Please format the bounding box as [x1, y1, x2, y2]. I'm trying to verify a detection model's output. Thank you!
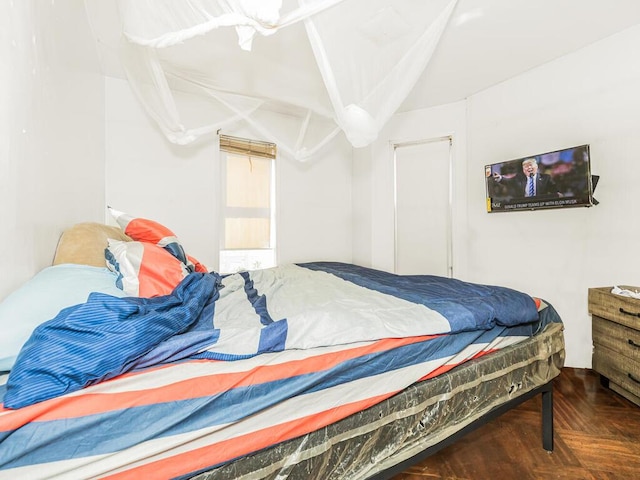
[0, 262, 558, 479]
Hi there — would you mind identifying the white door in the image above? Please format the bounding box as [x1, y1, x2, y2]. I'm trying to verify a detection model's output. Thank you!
[394, 137, 452, 277]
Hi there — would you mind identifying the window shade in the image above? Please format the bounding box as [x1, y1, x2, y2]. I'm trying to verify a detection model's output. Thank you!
[219, 134, 277, 159]
[226, 155, 271, 209]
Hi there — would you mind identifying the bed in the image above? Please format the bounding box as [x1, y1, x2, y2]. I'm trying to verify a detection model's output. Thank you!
[0, 219, 565, 480]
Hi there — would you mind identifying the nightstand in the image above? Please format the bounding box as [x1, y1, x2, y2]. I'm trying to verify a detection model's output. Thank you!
[588, 286, 640, 407]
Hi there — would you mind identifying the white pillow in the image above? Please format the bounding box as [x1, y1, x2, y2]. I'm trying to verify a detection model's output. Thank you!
[0, 264, 125, 372]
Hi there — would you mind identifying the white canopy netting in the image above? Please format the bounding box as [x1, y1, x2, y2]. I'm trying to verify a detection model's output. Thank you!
[115, 0, 459, 161]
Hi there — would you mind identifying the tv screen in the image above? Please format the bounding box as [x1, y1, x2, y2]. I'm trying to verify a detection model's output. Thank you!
[485, 144, 595, 213]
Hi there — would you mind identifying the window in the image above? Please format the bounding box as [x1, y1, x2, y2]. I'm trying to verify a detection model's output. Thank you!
[219, 135, 276, 273]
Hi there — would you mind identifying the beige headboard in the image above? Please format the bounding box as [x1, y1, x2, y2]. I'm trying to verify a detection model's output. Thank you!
[52, 222, 131, 267]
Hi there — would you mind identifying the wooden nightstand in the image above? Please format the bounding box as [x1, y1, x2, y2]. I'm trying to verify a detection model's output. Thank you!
[588, 286, 640, 407]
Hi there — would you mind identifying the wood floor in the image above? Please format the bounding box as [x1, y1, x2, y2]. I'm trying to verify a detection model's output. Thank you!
[393, 368, 640, 480]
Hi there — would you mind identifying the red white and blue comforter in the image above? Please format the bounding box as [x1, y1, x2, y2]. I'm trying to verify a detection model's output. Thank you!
[0, 262, 559, 479]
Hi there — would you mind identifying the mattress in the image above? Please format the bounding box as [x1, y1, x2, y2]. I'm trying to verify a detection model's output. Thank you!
[189, 313, 564, 479]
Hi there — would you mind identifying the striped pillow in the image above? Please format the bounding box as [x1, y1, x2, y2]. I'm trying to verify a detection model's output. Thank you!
[108, 207, 188, 265]
[106, 240, 189, 297]
[108, 207, 208, 275]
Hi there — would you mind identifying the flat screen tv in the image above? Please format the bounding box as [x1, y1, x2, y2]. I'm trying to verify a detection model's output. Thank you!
[485, 144, 597, 213]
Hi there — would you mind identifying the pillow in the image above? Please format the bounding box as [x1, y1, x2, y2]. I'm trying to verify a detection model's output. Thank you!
[106, 239, 189, 298]
[52, 222, 131, 267]
[0, 264, 125, 372]
[108, 207, 208, 273]
[108, 207, 189, 265]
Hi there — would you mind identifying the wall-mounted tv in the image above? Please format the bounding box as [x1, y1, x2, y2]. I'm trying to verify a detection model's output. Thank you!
[485, 144, 597, 213]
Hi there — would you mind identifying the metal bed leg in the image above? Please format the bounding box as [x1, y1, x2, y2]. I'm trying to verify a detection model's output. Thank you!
[541, 382, 554, 452]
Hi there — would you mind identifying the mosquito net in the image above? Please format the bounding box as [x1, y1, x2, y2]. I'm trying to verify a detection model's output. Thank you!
[115, 0, 458, 161]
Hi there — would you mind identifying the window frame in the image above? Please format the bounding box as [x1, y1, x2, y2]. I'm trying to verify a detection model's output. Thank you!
[218, 135, 277, 273]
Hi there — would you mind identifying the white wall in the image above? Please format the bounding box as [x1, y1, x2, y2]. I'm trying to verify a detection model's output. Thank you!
[466, 24, 640, 368]
[276, 141, 353, 266]
[105, 77, 353, 272]
[358, 24, 640, 368]
[0, 1, 105, 301]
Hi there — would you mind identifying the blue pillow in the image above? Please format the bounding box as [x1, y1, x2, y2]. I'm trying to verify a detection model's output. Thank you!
[0, 264, 125, 372]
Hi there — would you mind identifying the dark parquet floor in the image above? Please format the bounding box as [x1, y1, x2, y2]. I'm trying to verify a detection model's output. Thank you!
[393, 368, 640, 480]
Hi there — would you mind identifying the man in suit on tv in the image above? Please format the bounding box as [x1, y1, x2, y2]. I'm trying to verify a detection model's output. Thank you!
[492, 157, 561, 199]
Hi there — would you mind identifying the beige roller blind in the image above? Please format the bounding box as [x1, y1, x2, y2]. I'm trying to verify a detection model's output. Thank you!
[219, 134, 276, 159]
[224, 154, 272, 249]
[225, 154, 271, 209]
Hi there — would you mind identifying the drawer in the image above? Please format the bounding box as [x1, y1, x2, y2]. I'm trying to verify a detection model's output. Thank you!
[592, 316, 640, 363]
[588, 286, 640, 330]
[593, 343, 640, 400]
[609, 382, 640, 407]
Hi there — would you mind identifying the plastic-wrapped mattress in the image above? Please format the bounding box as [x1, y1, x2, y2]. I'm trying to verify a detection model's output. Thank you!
[192, 317, 564, 480]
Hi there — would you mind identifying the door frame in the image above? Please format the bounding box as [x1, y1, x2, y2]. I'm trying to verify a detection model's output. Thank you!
[392, 135, 453, 277]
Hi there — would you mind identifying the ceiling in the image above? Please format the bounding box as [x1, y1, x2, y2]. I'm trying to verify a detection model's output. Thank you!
[86, 0, 640, 113]
[400, 0, 640, 111]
